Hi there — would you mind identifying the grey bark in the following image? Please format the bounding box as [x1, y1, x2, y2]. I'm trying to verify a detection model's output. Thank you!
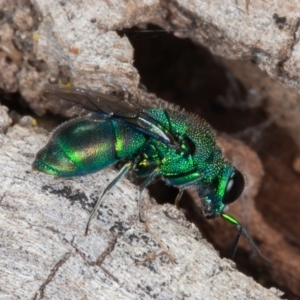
[1, 0, 300, 150]
[0, 107, 282, 300]
[0, 0, 293, 298]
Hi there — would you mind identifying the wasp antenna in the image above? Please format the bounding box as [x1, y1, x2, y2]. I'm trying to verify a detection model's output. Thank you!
[221, 213, 271, 265]
[230, 225, 242, 259]
[239, 224, 271, 265]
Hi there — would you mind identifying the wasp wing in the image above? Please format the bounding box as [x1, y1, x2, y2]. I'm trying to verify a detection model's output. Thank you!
[43, 84, 139, 117]
[43, 84, 178, 146]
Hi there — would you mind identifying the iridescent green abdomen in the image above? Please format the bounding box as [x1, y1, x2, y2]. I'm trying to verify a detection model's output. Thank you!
[33, 117, 147, 177]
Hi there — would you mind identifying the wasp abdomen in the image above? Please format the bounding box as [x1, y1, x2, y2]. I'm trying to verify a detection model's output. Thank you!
[33, 118, 146, 177]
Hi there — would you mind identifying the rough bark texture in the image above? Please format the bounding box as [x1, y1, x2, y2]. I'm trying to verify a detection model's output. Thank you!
[0, 109, 282, 299]
[1, 0, 300, 298]
[162, 0, 300, 85]
[1, 0, 300, 150]
[219, 58, 300, 156]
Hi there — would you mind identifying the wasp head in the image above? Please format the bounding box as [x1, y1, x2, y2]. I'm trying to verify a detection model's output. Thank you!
[199, 164, 245, 219]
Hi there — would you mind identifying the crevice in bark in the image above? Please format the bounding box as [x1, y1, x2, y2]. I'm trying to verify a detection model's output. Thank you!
[94, 218, 137, 266]
[99, 265, 121, 284]
[95, 235, 119, 266]
[61, 236, 91, 264]
[33, 252, 73, 300]
[277, 18, 300, 79]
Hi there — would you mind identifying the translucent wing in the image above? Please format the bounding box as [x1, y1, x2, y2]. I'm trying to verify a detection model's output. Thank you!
[43, 84, 178, 146]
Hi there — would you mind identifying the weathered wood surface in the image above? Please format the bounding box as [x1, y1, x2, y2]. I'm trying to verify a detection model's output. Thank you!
[1, 0, 300, 107]
[0, 108, 283, 299]
[162, 0, 300, 89]
[0, 0, 296, 298]
[1, 0, 300, 150]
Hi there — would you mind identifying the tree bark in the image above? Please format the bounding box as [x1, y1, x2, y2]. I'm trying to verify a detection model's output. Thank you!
[2, 0, 300, 150]
[1, 0, 298, 298]
[0, 107, 281, 300]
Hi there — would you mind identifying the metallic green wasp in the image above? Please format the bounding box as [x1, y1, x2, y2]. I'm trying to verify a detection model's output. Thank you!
[33, 84, 265, 260]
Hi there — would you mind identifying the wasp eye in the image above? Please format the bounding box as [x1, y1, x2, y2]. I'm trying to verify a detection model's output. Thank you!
[223, 170, 245, 205]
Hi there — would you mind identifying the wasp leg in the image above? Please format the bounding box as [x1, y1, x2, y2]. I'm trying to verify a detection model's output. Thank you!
[138, 169, 159, 222]
[174, 190, 184, 209]
[85, 162, 133, 235]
